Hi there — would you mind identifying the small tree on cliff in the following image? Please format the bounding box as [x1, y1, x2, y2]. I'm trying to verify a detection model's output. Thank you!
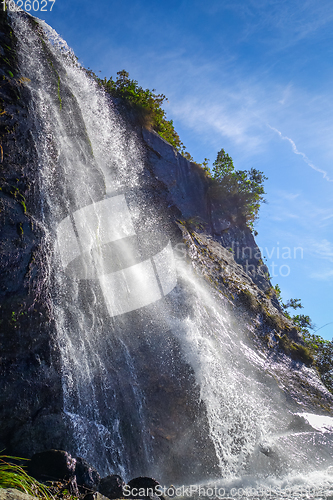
[212, 149, 235, 179]
[210, 148, 267, 228]
[276, 287, 333, 392]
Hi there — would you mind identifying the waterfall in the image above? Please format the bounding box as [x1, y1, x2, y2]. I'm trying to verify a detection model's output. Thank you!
[10, 10, 333, 495]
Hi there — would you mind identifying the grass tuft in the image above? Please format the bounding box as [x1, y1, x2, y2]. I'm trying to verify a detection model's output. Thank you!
[278, 335, 314, 366]
[0, 454, 54, 499]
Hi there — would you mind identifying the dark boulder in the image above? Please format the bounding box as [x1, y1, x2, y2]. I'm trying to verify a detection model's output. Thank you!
[98, 474, 125, 499]
[75, 457, 100, 490]
[83, 494, 97, 500]
[83, 494, 96, 500]
[28, 449, 76, 481]
[126, 477, 164, 500]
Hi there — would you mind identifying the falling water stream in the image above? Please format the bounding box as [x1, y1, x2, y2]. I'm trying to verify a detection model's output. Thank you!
[10, 11, 333, 498]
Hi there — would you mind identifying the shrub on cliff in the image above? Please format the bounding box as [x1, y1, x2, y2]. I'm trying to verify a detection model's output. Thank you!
[209, 148, 267, 228]
[302, 331, 333, 392]
[275, 285, 333, 392]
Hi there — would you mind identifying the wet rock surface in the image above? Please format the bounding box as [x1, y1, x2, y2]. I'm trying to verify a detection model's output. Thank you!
[127, 477, 164, 500]
[141, 128, 273, 294]
[76, 457, 101, 491]
[98, 474, 124, 498]
[0, 8, 62, 459]
[28, 449, 76, 481]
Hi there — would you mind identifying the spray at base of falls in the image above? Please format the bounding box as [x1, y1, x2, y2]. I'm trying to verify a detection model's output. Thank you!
[4, 9, 333, 493]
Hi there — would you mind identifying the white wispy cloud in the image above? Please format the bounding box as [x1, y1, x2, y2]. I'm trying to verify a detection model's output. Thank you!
[215, 0, 333, 51]
[322, 214, 333, 222]
[310, 269, 333, 281]
[168, 97, 264, 151]
[278, 84, 293, 105]
[268, 125, 333, 182]
[310, 239, 333, 261]
[264, 190, 333, 230]
[277, 191, 300, 201]
[257, 191, 333, 285]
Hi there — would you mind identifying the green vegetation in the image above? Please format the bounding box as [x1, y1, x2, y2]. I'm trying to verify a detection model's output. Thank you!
[208, 148, 267, 228]
[211, 149, 234, 179]
[0, 454, 84, 499]
[273, 284, 314, 333]
[302, 331, 333, 392]
[0, 455, 53, 499]
[0, 184, 27, 213]
[277, 333, 314, 366]
[274, 284, 333, 391]
[238, 288, 261, 312]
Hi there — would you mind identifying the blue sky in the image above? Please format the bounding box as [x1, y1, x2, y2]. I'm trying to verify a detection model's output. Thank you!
[24, 0, 333, 339]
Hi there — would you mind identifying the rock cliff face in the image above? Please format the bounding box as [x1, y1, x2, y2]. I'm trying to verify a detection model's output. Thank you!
[1, 8, 333, 487]
[0, 9, 63, 454]
[140, 127, 333, 408]
[142, 128, 277, 296]
[141, 127, 284, 320]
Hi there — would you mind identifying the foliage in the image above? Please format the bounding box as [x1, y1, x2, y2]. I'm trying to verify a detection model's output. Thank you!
[209, 148, 267, 228]
[211, 149, 234, 179]
[89, 69, 193, 157]
[275, 287, 333, 392]
[280, 293, 314, 333]
[292, 313, 313, 331]
[273, 283, 282, 301]
[201, 157, 210, 173]
[302, 331, 333, 392]
[283, 298, 303, 310]
[0, 455, 54, 499]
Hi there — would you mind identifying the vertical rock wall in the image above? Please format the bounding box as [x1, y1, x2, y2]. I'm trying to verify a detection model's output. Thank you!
[0, 9, 63, 454]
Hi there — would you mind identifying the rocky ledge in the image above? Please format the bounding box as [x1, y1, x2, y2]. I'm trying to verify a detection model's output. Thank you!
[2, 449, 166, 500]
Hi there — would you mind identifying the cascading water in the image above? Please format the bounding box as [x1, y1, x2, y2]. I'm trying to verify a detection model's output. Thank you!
[9, 9, 333, 497]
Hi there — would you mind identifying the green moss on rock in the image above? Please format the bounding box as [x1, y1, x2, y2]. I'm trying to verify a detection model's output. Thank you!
[278, 334, 314, 366]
